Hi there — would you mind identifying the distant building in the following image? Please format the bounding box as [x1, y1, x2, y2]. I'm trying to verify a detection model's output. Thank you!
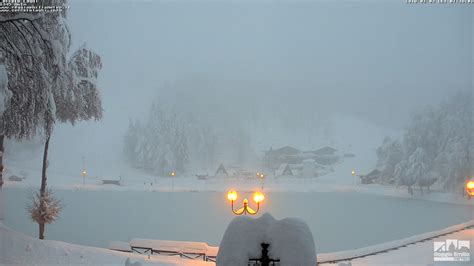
[214, 164, 229, 177]
[263, 146, 301, 169]
[359, 169, 381, 184]
[264, 145, 340, 170]
[310, 146, 337, 156]
[265, 146, 300, 156]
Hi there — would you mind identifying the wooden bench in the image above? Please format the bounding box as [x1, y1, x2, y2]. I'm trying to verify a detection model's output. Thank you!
[129, 238, 217, 261]
[102, 179, 121, 185]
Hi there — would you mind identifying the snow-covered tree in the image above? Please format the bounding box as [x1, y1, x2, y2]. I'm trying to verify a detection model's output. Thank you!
[187, 123, 218, 171]
[1, 1, 102, 238]
[172, 124, 188, 172]
[123, 119, 143, 167]
[0, 0, 71, 224]
[376, 137, 403, 183]
[376, 90, 473, 192]
[405, 147, 426, 194]
[35, 46, 102, 240]
[0, 60, 10, 222]
[124, 104, 189, 175]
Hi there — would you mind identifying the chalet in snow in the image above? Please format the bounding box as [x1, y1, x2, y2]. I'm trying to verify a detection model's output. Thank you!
[264, 146, 342, 178]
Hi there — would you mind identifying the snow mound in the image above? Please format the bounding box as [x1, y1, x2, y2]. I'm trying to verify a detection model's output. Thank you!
[217, 213, 316, 266]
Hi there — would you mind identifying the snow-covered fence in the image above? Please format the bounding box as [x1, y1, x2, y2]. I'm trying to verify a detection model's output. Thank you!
[129, 238, 216, 261]
[317, 219, 474, 264]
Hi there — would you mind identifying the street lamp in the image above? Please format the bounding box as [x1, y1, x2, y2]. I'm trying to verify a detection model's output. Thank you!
[465, 179, 474, 199]
[81, 156, 87, 185]
[257, 172, 266, 190]
[170, 171, 176, 190]
[227, 190, 265, 215]
[351, 170, 356, 185]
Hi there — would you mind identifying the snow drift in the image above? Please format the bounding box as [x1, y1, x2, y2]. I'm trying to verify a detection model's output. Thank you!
[216, 213, 316, 266]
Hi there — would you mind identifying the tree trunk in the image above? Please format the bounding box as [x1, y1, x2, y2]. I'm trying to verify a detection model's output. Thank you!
[38, 134, 50, 239]
[40, 134, 50, 194]
[39, 222, 45, 240]
[0, 134, 4, 223]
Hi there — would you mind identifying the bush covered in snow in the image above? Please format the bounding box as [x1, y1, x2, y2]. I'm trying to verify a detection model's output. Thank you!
[217, 213, 316, 266]
[27, 189, 62, 226]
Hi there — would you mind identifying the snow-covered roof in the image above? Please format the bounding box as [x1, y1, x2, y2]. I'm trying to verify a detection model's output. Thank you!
[215, 164, 228, 176]
[266, 146, 300, 156]
[309, 146, 337, 155]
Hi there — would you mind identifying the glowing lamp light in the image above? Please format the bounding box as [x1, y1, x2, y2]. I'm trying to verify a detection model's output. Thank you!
[227, 190, 238, 202]
[351, 170, 356, 176]
[227, 190, 265, 215]
[466, 180, 474, 196]
[170, 171, 176, 177]
[81, 170, 87, 176]
[253, 191, 265, 203]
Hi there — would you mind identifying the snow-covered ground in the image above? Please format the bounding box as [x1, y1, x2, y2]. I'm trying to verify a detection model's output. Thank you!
[1, 218, 473, 266]
[0, 222, 212, 266]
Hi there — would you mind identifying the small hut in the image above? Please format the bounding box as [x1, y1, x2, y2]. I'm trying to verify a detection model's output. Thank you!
[214, 164, 229, 177]
[359, 169, 380, 184]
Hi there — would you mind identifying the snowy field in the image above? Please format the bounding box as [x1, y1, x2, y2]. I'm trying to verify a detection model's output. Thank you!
[4, 188, 473, 254]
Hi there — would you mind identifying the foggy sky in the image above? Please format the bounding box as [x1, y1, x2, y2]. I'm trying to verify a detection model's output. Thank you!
[40, 1, 472, 174]
[67, 1, 471, 127]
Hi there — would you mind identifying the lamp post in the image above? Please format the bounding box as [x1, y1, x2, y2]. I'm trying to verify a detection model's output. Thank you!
[257, 172, 265, 190]
[81, 156, 87, 185]
[170, 171, 176, 190]
[227, 190, 265, 215]
[465, 179, 474, 199]
[351, 170, 356, 185]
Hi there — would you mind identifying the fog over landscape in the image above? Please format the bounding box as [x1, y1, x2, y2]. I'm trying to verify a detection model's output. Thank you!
[7, 1, 469, 178]
[0, 1, 472, 265]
